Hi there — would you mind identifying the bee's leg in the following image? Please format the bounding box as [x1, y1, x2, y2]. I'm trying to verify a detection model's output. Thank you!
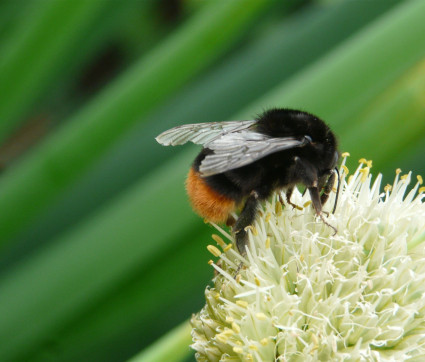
[234, 191, 259, 256]
[308, 186, 337, 235]
[278, 193, 284, 205]
[285, 187, 303, 211]
[320, 171, 336, 206]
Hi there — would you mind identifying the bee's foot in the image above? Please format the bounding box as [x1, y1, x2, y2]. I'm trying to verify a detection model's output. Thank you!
[319, 213, 337, 235]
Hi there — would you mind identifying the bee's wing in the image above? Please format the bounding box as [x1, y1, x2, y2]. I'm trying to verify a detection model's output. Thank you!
[199, 131, 307, 176]
[155, 120, 256, 146]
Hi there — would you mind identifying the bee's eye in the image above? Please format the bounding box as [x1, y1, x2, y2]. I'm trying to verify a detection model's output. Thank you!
[304, 135, 313, 143]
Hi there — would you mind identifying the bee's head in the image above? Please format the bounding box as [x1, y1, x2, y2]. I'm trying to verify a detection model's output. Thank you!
[309, 129, 339, 174]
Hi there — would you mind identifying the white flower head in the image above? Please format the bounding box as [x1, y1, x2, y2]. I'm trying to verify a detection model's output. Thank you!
[191, 155, 425, 361]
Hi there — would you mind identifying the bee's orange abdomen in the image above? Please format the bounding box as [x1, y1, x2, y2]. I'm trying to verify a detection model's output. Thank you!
[186, 168, 235, 223]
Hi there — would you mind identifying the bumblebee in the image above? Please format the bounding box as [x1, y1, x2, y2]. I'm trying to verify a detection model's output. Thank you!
[156, 108, 339, 255]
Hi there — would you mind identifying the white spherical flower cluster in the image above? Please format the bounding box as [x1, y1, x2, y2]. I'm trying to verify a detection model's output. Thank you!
[191, 155, 425, 361]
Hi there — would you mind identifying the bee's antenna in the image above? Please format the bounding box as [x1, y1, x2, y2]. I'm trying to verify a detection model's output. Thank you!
[332, 167, 340, 214]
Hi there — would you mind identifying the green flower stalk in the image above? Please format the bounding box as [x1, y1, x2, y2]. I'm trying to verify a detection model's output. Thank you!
[191, 155, 425, 361]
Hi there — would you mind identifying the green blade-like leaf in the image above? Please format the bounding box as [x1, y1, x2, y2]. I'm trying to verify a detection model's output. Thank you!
[20, 224, 211, 361]
[341, 58, 425, 177]
[0, 0, 269, 247]
[0, 150, 198, 361]
[128, 321, 192, 362]
[0, 0, 108, 139]
[240, 0, 425, 124]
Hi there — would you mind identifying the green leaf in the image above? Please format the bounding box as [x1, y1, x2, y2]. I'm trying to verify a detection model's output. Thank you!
[128, 321, 192, 362]
[341, 58, 425, 178]
[0, 150, 199, 361]
[240, 1, 425, 123]
[0, 0, 270, 247]
[0, 0, 108, 139]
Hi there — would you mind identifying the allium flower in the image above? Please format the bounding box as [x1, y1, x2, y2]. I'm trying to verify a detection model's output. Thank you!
[191, 155, 425, 361]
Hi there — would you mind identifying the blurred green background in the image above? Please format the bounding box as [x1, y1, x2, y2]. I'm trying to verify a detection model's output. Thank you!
[0, 0, 424, 361]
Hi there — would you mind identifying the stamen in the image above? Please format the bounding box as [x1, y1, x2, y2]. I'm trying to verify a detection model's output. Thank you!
[223, 243, 233, 252]
[212, 234, 226, 247]
[359, 167, 369, 182]
[244, 225, 258, 236]
[207, 245, 222, 257]
[236, 301, 248, 308]
[275, 201, 282, 216]
[216, 333, 229, 343]
[232, 322, 241, 333]
[260, 338, 269, 346]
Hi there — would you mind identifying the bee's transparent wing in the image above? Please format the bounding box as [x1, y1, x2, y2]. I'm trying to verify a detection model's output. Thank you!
[155, 120, 256, 146]
[199, 131, 308, 176]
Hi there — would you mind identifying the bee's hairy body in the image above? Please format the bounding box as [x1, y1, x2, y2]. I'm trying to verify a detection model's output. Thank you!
[186, 110, 336, 228]
[158, 108, 339, 256]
